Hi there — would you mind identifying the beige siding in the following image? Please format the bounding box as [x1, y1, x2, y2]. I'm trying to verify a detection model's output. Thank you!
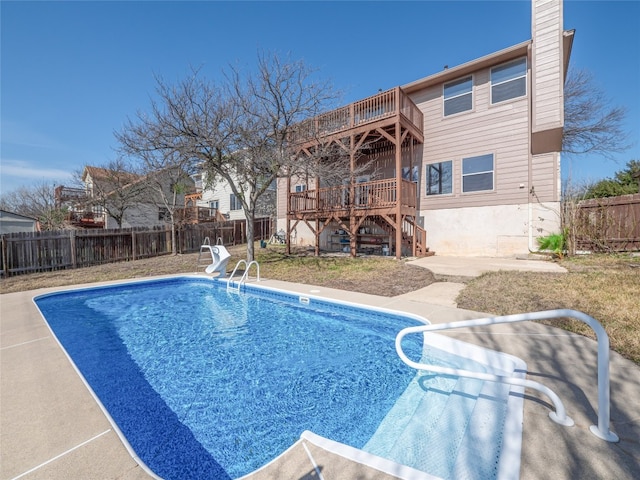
[532, 0, 564, 133]
[276, 175, 320, 221]
[412, 66, 531, 212]
[531, 152, 560, 202]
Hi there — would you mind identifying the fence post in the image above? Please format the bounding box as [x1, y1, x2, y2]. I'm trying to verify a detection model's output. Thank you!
[69, 230, 77, 269]
[131, 229, 137, 261]
[1, 235, 8, 277]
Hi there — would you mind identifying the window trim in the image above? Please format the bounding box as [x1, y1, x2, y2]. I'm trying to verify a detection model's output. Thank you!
[461, 153, 495, 194]
[229, 193, 242, 211]
[443, 75, 473, 117]
[425, 160, 453, 196]
[490, 57, 527, 105]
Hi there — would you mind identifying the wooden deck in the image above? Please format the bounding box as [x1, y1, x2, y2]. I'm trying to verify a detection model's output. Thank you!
[288, 178, 417, 218]
[285, 87, 429, 258]
[289, 87, 424, 147]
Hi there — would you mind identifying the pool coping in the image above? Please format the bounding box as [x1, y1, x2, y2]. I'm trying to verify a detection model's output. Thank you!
[2, 273, 639, 480]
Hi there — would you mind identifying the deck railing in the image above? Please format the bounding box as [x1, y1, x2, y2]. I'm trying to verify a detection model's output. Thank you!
[289, 178, 417, 214]
[289, 88, 423, 144]
[175, 207, 221, 223]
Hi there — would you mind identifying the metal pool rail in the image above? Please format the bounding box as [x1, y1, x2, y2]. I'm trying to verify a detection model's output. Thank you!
[227, 260, 260, 293]
[395, 309, 619, 442]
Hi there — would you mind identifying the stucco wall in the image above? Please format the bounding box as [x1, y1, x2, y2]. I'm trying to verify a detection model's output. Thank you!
[422, 201, 560, 256]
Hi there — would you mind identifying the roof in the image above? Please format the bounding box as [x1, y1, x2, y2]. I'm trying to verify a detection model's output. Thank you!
[401, 40, 531, 94]
[82, 166, 140, 185]
[0, 209, 38, 222]
[401, 29, 575, 94]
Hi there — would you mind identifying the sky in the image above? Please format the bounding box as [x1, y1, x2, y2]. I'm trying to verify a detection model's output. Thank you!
[1, 0, 639, 195]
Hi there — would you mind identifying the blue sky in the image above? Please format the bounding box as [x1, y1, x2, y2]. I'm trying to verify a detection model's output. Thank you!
[1, 0, 639, 195]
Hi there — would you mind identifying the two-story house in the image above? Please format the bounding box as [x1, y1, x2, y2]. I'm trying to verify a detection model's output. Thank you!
[56, 165, 194, 229]
[278, 0, 573, 258]
[187, 171, 277, 224]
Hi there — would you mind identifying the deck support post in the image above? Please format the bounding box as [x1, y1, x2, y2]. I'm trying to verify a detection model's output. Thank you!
[349, 134, 357, 257]
[395, 116, 402, 260]
[286, 172, 291, 255]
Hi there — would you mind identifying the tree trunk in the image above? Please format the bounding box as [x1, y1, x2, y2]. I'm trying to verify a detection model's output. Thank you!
[170, 214, 177, 255]
[246, 210, 255, 262]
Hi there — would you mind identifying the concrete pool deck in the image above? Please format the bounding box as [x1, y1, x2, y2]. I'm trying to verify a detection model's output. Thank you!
[1, 263, 639, 479]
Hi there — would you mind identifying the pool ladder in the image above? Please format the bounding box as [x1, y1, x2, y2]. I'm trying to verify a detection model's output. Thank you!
[226, 260, 260, 293]
[395, 309, 619, 442]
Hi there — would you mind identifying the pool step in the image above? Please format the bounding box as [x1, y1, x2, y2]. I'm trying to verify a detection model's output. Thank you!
[450, 380, 510, 479]
[364, 374, 510, 480]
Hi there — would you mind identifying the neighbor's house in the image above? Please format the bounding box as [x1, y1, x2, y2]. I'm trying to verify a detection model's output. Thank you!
[278, 0, 573, 258]
[55, 166, 194, 229]
[0, 210, 40, 234]
[187, 171, 277, 223]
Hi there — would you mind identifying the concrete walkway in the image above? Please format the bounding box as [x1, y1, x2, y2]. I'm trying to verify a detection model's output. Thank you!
[402, 255, 567, 307]
[2, 258, 638, 480]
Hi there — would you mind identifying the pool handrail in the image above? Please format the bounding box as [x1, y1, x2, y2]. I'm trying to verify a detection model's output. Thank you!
[227, 260, 260, 292]
[395, 309, 619, 442]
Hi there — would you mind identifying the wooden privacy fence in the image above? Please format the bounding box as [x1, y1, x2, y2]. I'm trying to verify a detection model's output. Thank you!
[0, 217, 273, 277]
[573, 193, 640, 252]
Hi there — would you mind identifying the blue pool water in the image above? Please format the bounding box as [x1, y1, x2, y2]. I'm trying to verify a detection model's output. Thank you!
[36, 278, 433, 479]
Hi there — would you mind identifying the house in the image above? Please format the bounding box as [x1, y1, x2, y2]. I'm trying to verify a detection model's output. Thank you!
[0, 210, 40, 234]
[187, 171, 277, 223]
[55, 165, 194, 229]
[278, 0, 573, 258]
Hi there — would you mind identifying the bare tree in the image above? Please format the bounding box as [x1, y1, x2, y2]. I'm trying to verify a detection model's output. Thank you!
[116, 53, 340, 262]
[563, 68, 631, 158]
[0, 181, 66, 230]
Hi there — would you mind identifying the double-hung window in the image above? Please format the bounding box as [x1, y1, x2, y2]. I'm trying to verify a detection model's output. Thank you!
[462, 154, 494, 192]
[426, 161, 453, 195]
[491, 58, 527, 104]
[443, 76, 473, 116]
[229, 194, 242, 211]
[294, 184, 307, 192]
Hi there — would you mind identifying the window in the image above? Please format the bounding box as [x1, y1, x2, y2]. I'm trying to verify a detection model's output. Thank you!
[294, 184, 307, 192]
[158, 207, 169, 221]
[426, 161, 453, 195]
[209, 200, 219, 210]
[229, 194, 242, 211]
[491, 58, 527, 104]
[462, 154, 494, 192]
[443, 76, 472, 116]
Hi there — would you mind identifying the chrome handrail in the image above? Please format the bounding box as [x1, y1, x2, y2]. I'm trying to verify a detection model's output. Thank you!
[395, 309, 619, 442]
[226, 260, 260, 293]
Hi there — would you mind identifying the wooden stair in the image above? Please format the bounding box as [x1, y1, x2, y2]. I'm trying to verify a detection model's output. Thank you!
[369, 215, 433, 257]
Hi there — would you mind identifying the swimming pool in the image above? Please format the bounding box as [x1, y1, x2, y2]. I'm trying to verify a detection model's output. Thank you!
[35, 276, 524, 479]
